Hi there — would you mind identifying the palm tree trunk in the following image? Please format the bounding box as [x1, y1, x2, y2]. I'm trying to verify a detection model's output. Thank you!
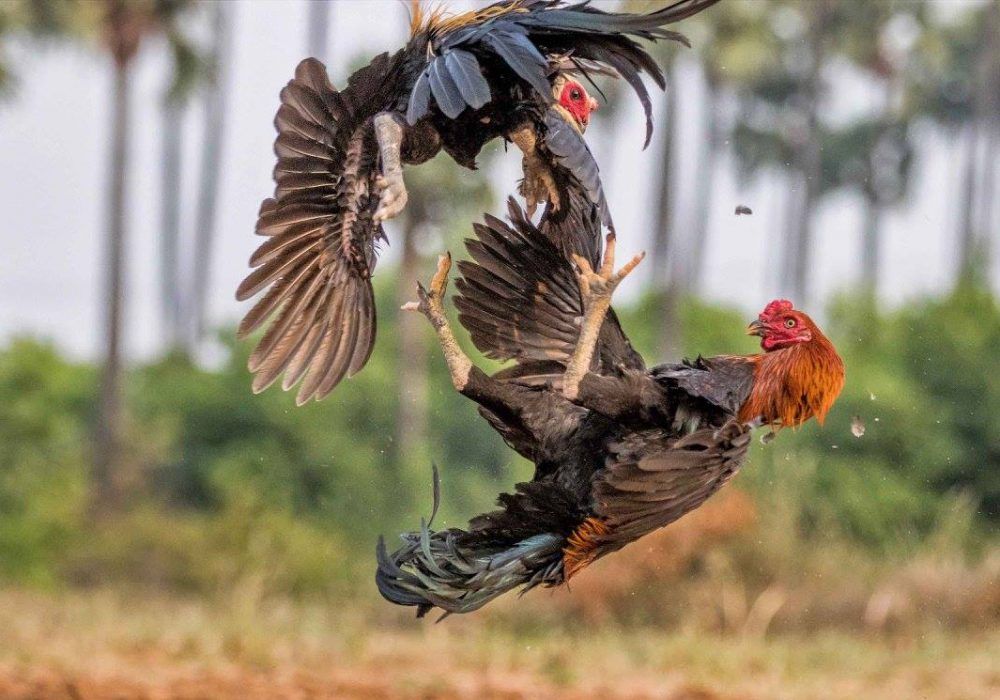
[160, 99, 183, 350]
[651, 65, 681, 359]
[860, 77, 895, 301]
[778, 177, 803, 297]
[790, 4, 826, 305]
[860, 194, 881, 296]
[978, 124, 997, 272]
[956, 122, 981, 284]
[189, 2, 232, 347]
[394, 219, 428, 468]
[307, 0, 330, 59]
[94, 54, 131, 514]
[685, 80, 720, 295]
[973, 3, 999, 281]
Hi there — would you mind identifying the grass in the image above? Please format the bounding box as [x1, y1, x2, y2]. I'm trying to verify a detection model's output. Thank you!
[0, 588, 998, 700]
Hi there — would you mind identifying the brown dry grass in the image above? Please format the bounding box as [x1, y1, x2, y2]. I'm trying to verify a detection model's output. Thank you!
[0, 586, 998, 700]
[2, 489, 998, 699]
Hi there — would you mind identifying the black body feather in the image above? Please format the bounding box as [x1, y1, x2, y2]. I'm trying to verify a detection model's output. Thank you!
[376, 198, 756, 617]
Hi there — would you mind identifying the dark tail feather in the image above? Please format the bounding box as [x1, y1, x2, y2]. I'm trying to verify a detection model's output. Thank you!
[375, 467, 565, 617]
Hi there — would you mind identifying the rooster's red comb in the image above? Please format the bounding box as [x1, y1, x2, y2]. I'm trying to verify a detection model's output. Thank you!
[760, 299, 794, 318]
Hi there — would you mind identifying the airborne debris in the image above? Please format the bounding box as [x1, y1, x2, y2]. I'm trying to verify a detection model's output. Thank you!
[735, 204, 753, 216]
[760, 431, 776, 445]
[851, 415, 866, 438]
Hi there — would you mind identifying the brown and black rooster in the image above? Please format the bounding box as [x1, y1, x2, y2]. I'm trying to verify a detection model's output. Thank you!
[376, 200, 845, 617]
[236, 0, 720, 403]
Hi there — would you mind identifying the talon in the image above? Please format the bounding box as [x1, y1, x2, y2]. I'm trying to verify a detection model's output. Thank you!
[374, 169, 408, 223]
[573, 238, 644, 311]
[570, 254, 593, 275]
[429, 253, 452, 297]
[601, 233, 617, 276]
[613, 251, 646, 283]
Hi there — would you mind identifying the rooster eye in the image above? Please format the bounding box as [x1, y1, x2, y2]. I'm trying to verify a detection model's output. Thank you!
[570, 89, 581, 100]
[784, 318, 796, 328]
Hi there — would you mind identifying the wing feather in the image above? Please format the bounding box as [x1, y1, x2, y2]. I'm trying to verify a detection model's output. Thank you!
[454, 197, 643, 374]
[238, 57, 403, 401]
[444, 49, 492, 110]
[590, 420, 751, 548]
[543, 109, 612, 229]
[429, 56, 466, 119]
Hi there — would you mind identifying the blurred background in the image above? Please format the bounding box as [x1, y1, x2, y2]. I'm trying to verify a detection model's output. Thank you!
[0, 1, 997, 698]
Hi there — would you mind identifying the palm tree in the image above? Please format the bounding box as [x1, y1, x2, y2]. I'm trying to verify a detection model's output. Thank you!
[838, 2, 923, 297]
[7, 0, 198, 509]
[648, 64, 683, 359]
[160, 22, 205, 350]
[87, 0, 199, 511]
[188, 0, 233, 349]
[908, 1, 1000, 286]
[684, 0, 775, 294]
[92, 0, 146, 511]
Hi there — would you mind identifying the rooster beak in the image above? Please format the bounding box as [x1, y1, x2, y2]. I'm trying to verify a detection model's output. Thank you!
[588, 96, 599, 112]
[746, 319, 765, 336]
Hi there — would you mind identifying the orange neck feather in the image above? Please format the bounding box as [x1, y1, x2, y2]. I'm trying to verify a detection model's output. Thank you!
[738, 325, 845, 428]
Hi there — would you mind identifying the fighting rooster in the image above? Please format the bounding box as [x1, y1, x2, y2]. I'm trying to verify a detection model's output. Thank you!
[376, 201, 845, 616]
[236, 0, 720, 403]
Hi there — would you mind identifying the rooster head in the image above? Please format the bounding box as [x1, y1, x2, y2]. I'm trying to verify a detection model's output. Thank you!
[552, 75, 599, 132]
[746, 299, 817, 351]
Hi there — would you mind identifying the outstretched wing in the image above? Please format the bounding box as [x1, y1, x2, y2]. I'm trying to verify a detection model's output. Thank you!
[563, 420, 752, 576]
[408, 0, 722, 146]
[236, 57, 408, 404]
[454, 197, 644, 379]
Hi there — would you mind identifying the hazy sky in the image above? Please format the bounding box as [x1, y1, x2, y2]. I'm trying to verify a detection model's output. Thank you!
[0, 0, 994, 362]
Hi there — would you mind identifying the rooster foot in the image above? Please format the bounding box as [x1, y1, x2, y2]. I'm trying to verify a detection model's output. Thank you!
[374, 169, 408, 223]
[402, 253, 471, 391]
[563, 234, 645, 401]
[402, 252, 451, 322]
[571, 233, 645, 311]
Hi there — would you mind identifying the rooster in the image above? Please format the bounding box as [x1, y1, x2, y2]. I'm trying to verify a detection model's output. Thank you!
[376, 200, 845, 616]
[236, 0, 720, 403]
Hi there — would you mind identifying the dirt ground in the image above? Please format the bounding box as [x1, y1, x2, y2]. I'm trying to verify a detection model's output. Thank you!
[0, 590, 997, 700]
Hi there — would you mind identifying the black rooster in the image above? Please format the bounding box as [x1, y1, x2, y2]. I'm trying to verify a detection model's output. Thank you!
[236, 0, 720, 403]
[376, 199, 844, 617]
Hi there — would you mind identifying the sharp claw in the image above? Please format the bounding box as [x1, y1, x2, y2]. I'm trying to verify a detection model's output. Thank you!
[613, 251, 645, 283]
[430, 253, 451, 296]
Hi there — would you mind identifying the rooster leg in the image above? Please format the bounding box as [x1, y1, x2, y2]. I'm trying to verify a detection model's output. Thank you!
[404, 255, 547, 438]
[509, 124, 560, 217]
[401, 253, 472, 391]
[563, 234, 645, 401]
[374, 112, 408, 223]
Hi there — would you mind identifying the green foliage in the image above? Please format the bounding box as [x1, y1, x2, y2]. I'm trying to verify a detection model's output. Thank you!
[0, 274, 993, 598]
[0, 340, 94, 584]
[0, 285, 996, 593]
